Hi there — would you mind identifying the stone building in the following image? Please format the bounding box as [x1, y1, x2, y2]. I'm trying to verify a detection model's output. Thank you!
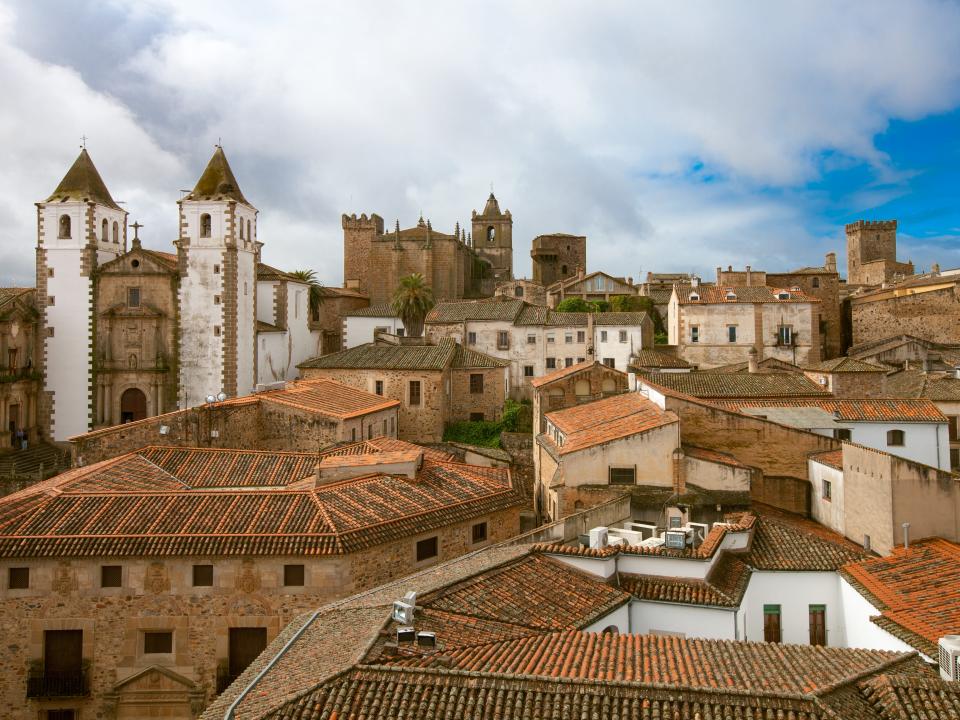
[0, 289, 41, 447]
[298, 337, 509, 442]
[311, 285, 369, 355]
[530, 232, 586, 286]
[530, 360, 628, 433]
[342, 192, 513, 305]
[0, 438, 521, 720]
[494, 278, 546, 305]
[801, 357, 887, 398]
[668, 284, 821, 369]
[545, 270, 638, 308]
[845, 219, 914, 286]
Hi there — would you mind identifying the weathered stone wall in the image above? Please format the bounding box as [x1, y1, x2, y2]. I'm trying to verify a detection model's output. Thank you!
[851, 283, 960, 346]
[846, 220, 900, 285]
[802, 369, 886, 398]
[342, 213, 383, 294]
[500, 431, 534, 502]
[767, 271, 842, 359]
[532, 363, 627, 433]
[531, 234, 586, 286]
[254, 400, 397, 449]
[448, 367, 506, 423]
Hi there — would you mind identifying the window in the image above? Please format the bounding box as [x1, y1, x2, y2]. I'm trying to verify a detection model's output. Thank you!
[213, 264, 221, 274]
[577, 357, 585, 363]
[214, 295, 221, 305]
[514, 286, 524, 297]
[416, 536, 438, 562]
[409, 381, 421, 406]
[47, 327, 55, 337]
[609, 467, 636, 485]
[283, 564, 305, 586]
[948, 416, 959, 442]
[144, 631, 173, 654]
[127, 287, 141, 308]
[523, 365, 534, 377]
[47, 711, 75, 720]
[834, 428, 851, 441]
[200, 213, 212, 237]
[527, 334, 536, 344]
[8, 566, 28, 589]
[577, 330, 585, 343]
[619, 330, 627, 343]
[565, 333, 573, 344]
[228, 628, 267, 681]
[951, 448, 959, 471]
[48, 267, 54, 278]
[470, 374, 484, 393]
[690, 325, 699, 343]
[113, 221, 119, 243]
[600, 330, 608, 342]
[467, 331, 477, 345]
[822, 479, 832, 501]
[497, 331, 509, 349]
[193, 564, 213, 587]
[396, 328, 405, 337]
[390, 416, 395, 434]
[812, 277, 820, 288]
[367, 424, 373, 439]
[213, 326, 221, 337]
[546, 333, 555, 344]
[102, 218, 108, 241]
[43, 629, 83, 690]
[471, 522, 488, 544]
[564, 358, 574, 368]
[375, 380, 384, 396]
[727, 325, 737, 343]
[546, 357, 556, 369]
[809, 605, 827, 646]
[239, 218, 245, 239]
[7, 348, 17, 371]
[470, 412, 485, 421]
[247, 219, 252, 240]
[864, 534, 871, 552]
[351, 428, 356, 441]
[778, 325, 793, 346]
[486, 226, 495, 243]
[101, 565, 122, 588]
[548, 389, 564, 408]
[58, 214, 71, 238]
[887, 429, 905, 446]
[575, 380, 590, 398]
[763, 605, 782, 643]
[603, 358, 615, 368]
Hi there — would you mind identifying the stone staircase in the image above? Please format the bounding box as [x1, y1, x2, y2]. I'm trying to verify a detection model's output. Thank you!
[0, 441, 70, 479]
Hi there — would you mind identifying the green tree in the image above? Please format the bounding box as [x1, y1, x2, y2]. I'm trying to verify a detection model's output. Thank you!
[555, 298, 596, 313]
[610, 295, 665, 335]
[391, 273, 435, 337]
[290, 269, 324, 321]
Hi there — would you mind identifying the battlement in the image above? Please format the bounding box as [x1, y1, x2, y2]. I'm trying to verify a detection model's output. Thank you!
[845, 219, 897, 234]
[342, 213, 384, 233]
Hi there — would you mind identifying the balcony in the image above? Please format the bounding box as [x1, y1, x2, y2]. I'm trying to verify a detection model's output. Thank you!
[0, 367, 40, 384]
[26, 666, 89, 698]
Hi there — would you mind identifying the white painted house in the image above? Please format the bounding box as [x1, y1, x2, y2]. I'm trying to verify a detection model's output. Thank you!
[342, 304, 405, 349]
[256, 264, 321, 385]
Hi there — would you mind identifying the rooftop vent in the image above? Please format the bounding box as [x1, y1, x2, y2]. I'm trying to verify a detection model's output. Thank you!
[396, 626, 415, 644]
[392, 590, 417, 625]
[777, 292, 791, 300]
[417, 631, 436, 649]
[939, 635, 960, 681]
[724, 289, 737, 300]
[688, 292, 700, 301]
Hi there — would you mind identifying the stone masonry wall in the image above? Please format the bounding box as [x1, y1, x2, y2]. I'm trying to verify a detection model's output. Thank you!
[448, 367, 505, 423]
[852, 284, 960, 346]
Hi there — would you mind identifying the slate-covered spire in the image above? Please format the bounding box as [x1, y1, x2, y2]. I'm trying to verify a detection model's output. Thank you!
[185, 145, 250, 205]
[482, 192, 501, 216]
[45, 148, 121, 210]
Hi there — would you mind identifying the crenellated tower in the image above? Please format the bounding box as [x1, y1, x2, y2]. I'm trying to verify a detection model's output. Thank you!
[37, 149, 126, 441]
[342, 213, 384, 294]
[845, 219, 913, 285]
[175, 146, 260, 406]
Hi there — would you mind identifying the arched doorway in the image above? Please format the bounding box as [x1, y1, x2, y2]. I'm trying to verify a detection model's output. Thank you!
[120, 388, 147, 423]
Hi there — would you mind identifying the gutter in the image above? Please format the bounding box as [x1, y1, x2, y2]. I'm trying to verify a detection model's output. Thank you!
[224, 608, 322, 719]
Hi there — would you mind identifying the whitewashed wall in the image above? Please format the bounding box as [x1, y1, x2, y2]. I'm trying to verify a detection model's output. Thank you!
[594, 325, 644, 372]
[838, 577, 924, 657]
[630, 600, 737, 640]
[809, 459, 845, 535]
[741, 571, 843, 646]
[343, 315, 404, 349]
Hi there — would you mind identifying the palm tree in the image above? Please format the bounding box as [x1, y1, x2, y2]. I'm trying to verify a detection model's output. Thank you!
[290, 269, 324, 321]
[391, 273, 435, 338]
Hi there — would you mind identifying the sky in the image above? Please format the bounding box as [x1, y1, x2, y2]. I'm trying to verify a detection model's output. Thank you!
[1, 0, 959, 287]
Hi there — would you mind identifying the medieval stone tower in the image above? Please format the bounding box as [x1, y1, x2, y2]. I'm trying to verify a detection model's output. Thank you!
[37, 149, 127, 441]
[175, 147, 260, 407]
[342, 213, 384, 294]
[845, 219, 913, 285]
[471, 192, 513, 285]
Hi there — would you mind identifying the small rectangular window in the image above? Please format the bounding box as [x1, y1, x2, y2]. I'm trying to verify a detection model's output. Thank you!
[497, 331, 509, 349]
[619, 330, 627, 343]
[351, 428, 356, 441]
[690, 326, 699, 343]
[8, 566, 28, 589]
[467, 331, 477, 345]
[887, 429, 905, 446]
[396, 328, 405, 337]
[375, 380, 384, 395]
[577, 331, 585, 343]
[284, 564, 305, 586]
[472, 522, 488, 543]
[469, 412, 485, 421]
[47, 296, 55, 306]
[367, 424, 373, 439]
[144, 631, 173, 654]
[193, 564, 213, 587]
[727, 325, 736, 343]
[577, 357, 585, 363]
[409, 381, 421, 406]
[609, 467, 636, 485]
[416, 536, 438, 562]
[600, 330, 608, 342]
[47, 710, 75, 720]
[565, 333, 573, 344]
[214, 295, 221, 305]
[47, 268, 54, 278]
[603, 358, 615, 368]
[564, 358, 574, 367]
[948, 416, 959, 442]
[213, 264, 221, 274]
[809, 604, 827, 646]
[213, 326, 221, 337]
[47, 327, 55, 337]
[470, 374, 484, 394]
[546, 357, 556, 369]
[834, 428, 851, 441]
[127, 287, 141, 308]
[382, 419, 387, 435]
[101, 565, 122, 588]
[822, 479, 832, 501]
[546, 334, 555, 344]
[527, 334, 536, 344]
[778, 325, 793, 346]
[523, 365, 534, 377]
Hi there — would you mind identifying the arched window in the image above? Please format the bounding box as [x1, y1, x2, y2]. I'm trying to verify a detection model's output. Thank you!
[102, 219, 108, 241]
[575, 379, 591, 398]
[247, 219, 251, 240]
[200, 214, 212, 238]
[486, 226, 495, 243]
[239, 218, 244, 239]
[886, 429, 905, 446]
[601, 378, 617, 394]
[120, 387, 147, 423]
[58, 215, 71, 239]
[112, 221, 119, 243]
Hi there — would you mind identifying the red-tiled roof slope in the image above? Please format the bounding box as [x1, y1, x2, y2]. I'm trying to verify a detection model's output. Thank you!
[840, 538, 960, 658]
[137, 446, 316, 487]
[318, 436, 455, 463]
[745, 506, 867, 571]
[683, 444, 750, 469]
[531, 359, 599, 387]
[258, 378, 400, 419]
[421, 554, 629, 630]
[717, 398, 947, 423]
[810, 448, 844, 470]
[642, 371, 829, 398]
[678, 285, 820, 304]
[621, 553, 751, 607]
[544, 392, 677, 455]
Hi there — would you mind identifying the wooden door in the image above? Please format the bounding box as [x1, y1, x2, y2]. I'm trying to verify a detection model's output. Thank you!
[809, 605, 826, 646]
[763, 606, 781, 643]
[120, 388, 148, 423]
[45, 629, 82, 675]
[228, 627, 267, 678]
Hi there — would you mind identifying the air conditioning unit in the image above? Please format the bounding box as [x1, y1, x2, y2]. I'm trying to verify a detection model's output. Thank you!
[392, 601, 414, 625]
[396, 626, 415, 644]
[664, 530, 687, 550]
[939, 635, 960, 681]
[818, 376, 828, 385]
[589, 526, 609, 549]
[417, 631, 436, 648]
[686, 522, 710, 544]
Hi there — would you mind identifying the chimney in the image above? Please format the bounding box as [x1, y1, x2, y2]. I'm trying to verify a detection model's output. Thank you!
[902, 522, 911, 550]
[747, 346, 759, 374]
[691, 276, 700, 288]
[745, 265, 752, 286]
[672, 447, 686, 496]
[716, 266, 722, 283]
[932, 263, 941, 275]
[825, 252, 837, 273]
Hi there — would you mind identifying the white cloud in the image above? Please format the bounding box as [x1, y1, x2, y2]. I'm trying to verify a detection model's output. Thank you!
[0, 0, 959, 285]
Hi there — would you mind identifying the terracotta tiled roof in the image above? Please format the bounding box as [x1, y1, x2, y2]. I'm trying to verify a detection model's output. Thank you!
[298, 338, 456, 370]
[702, 356, 802, 374]
[426, 299, 525, 323]
[805, 357, 887, 373]
[642, 371, 829, 398]
[341, 302, 396, 317]
[256, 262, 300, 282]
[257, 378, 400, 419]
[840, 538, 960, 658]
[543, 392, 677, 455]
[530, 359, 623, 388]
[621, 553, 751, 607]
[810, 448, 844, 470]
[717, 398, 948, 423]
[744, 506, 867, 571]
[677, 285, 820, 304]
[420, 554, 629, 630]
[884, 368, 960, 402]
[450, 344, 509, 368]
[593, 312, 650, 326]
[855, 674, 960, 720]
[0, 444, 520, 558]
[682, 444, 750, 469]
[319, 436, 455, 463]
[630, 348, 692, 369]
[315, 285, 367, 299]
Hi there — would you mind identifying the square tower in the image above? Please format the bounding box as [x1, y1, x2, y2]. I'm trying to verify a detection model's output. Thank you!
[471, 193, 513, 287]
[845, 220, 913, 285]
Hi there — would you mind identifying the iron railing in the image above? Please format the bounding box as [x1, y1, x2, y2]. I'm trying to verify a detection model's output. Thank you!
[26, 667, 89, 698]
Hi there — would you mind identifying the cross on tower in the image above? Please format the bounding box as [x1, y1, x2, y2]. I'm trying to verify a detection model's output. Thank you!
[131, 221, 143, 242]
[81, 135, 87, 149]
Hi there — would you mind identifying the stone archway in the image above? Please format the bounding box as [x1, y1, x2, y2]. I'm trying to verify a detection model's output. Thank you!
[120, 388, 148, 423]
